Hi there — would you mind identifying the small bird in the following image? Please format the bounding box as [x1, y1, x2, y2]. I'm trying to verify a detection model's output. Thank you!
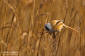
[45, 20, 78, 33]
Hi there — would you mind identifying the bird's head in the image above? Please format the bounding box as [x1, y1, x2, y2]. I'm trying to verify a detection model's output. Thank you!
[45, 23, 55, 33]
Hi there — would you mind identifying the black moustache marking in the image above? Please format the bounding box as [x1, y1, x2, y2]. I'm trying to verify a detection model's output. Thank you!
[45, 25, 50, 31]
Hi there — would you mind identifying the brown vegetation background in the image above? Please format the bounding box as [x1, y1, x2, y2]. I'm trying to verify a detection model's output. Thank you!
[0, 0, 85, 56]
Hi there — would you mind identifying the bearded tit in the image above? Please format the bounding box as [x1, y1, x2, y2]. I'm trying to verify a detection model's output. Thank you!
[45, 20, 78, 33]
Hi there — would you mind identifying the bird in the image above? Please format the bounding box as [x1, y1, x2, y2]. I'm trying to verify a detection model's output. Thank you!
[45, 20, 78, 33]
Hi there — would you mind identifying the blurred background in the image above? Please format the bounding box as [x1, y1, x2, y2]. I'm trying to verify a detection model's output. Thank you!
[0, 0, 85, 56]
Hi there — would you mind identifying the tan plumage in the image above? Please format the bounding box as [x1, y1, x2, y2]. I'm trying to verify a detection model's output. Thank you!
[50, 20, 57, 26]
[54, 22, 64, 31]
[49, 20, 78, 32]
[49, 20, 64, 32]
[64, 24, 79, 33]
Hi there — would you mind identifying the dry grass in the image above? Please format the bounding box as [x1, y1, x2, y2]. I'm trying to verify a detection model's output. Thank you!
[0, 0, 85, 56]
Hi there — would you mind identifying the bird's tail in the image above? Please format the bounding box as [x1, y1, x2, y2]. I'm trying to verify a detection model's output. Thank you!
[64, 24, 79, 33]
